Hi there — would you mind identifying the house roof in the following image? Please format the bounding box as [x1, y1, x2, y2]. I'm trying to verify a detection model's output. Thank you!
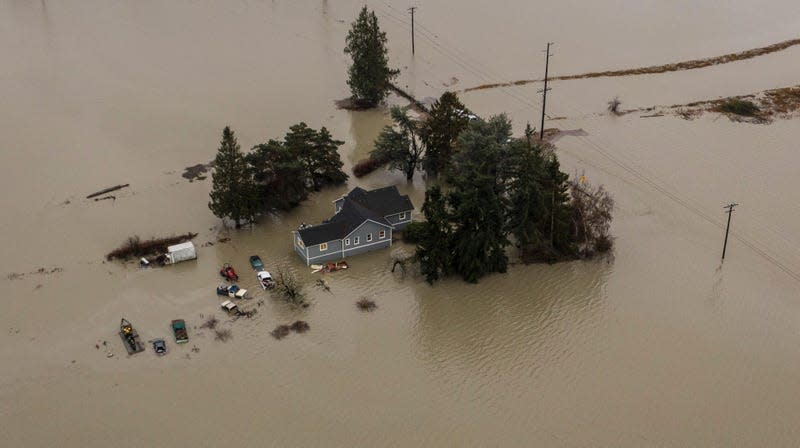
[298, 186, 413, 246]
[346, 186, 414, 216]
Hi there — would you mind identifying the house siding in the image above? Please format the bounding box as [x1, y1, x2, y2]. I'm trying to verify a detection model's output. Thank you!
[306, 239, 344, 263]
[385, 210, 413, 229]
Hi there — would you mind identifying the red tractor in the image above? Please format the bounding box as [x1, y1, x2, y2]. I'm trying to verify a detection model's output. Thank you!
[219, 263, 239, 281]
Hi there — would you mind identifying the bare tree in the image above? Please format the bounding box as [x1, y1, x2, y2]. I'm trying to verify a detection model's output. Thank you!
[570, 179, 615, 255]
[273, 268, 306, 306]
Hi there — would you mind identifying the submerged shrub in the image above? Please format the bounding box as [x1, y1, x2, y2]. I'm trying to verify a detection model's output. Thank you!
[716, 98, 760, 117]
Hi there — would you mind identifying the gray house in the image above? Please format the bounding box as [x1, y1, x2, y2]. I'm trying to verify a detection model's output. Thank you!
[292, 186, 414, 265]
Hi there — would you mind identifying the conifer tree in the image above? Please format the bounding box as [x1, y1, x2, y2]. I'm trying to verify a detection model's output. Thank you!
[310, 127, 348, 188]
[246, 139, 308, 211]
[344, 6, 399, 107]
[447, 116, 511, 282]
[416, 186, 452, 284]
[420, 92, 470, 177]
[209, 126, 257, 227]
[541, 154, 574, 254]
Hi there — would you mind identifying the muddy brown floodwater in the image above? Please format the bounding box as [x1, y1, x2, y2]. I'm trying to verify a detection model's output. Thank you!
[2, 1, 800, 447]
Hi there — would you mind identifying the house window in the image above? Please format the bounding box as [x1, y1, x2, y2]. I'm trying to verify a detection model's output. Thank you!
[379, 230, 386, 239]
[319, 243, 328, 251]
[399, 212, 407, 220]
[354, 236, 360, 245]
[367, 233, 373, 242]
[345, 238, 350, 246]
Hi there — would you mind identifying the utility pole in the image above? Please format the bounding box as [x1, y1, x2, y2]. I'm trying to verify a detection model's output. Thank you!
[538, 42, 554, 140]
[722, 203, 738, 260]
[409, 6, 417, 55]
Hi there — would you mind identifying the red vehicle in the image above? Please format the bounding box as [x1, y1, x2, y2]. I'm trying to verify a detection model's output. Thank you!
[219, 263, 239, 281]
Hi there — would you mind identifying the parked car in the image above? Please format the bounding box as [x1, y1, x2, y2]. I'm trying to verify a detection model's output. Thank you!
[152, 338, 167, 356]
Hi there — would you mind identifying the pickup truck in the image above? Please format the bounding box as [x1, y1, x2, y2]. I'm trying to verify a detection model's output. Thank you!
[171, 319, 189, 344]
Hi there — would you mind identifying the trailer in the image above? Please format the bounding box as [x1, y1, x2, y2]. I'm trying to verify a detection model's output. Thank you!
[164, 242, 197, 265]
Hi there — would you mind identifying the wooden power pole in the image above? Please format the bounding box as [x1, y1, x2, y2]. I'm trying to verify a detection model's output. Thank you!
[722, 202, 738, 260]
[409, 7, 417, 55]
[538, 42, 553, 140]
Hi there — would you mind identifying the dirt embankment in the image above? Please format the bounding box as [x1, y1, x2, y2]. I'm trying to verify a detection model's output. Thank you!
[622, 85, 800, 123]
[462, 38, 800, 93]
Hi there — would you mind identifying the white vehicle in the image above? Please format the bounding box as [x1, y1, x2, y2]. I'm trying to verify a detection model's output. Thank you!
[164, 242, 197, 264]
[257, 271, 275, 290]
[220, 300, 239, 314]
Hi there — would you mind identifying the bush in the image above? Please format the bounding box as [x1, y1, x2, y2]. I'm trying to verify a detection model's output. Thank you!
[290, 320, 310, 333]
[401, 221, 427, 244]
[716, 98, 760, 117]
[356, 297, 377, 311]
[271, 325, 291, 339]
[353, 156, 387, 178]
[214, 328, 232, 342]
[595, 234, 614, 253]
[607, 96, 622, 115]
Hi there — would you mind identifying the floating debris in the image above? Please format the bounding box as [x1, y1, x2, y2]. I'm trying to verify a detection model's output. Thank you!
[86, 183, 129, 199]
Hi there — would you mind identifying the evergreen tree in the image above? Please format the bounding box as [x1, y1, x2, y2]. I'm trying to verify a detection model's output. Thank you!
[541, 154, 574, 254]
[284, 122, 348, 191]
[209, 126, 257, 227]
[446, 116, 512, 282]
[420, 92, 470, 177]
[505, 140, 546, 250]
[246, 139, 308, 211]
[372, 107, 424, 181]
[344, 6, 399, 107]
[416, 186, 452, 284]
[310, 127, 348, 188]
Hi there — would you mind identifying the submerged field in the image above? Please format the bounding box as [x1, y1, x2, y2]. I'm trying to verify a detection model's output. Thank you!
[1, 1, 800, 446]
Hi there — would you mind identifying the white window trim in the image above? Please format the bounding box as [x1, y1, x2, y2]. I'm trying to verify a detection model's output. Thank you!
[379, 230, 386, 239]
[354, 236, 360, 245]
[319, 242, 328, 251]
[399, 212, 406, 220]
[342, 238, 391, 253]
[367, 233, 373, 242]
[344, 238, 350, 246]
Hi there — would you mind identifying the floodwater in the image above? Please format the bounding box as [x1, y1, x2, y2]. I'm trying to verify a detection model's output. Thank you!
[2, 1, 800, 446]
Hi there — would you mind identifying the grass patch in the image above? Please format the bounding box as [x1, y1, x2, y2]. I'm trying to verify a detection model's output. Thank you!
[714, 98, 760, 117]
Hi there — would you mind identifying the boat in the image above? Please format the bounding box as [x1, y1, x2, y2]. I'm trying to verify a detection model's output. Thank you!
[119, 318, 145, 355]
[220, 263, 239, 281]
[310, 264, 324, 273]
[171, 319, 188, 344]
[257, 270, 275, 290]
[321, 261, 349, 273]
[249, 255, 264, 271]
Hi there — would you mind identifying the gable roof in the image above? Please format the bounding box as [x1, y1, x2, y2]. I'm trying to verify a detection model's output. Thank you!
[346, 186, 414, 216]
[298, 197, 391, 246]
[297, 186, 414, 246]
